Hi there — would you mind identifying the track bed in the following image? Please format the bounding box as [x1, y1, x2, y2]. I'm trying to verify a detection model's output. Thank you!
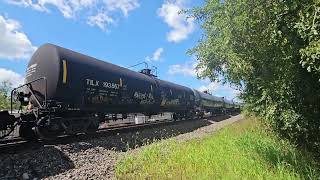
[0, 114, 240, 179]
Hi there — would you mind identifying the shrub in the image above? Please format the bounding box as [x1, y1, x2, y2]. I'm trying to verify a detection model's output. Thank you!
[189, 0, 320, 154]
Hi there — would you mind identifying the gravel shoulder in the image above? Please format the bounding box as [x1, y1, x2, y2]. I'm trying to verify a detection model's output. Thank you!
[173, 114, 243, 142]
[0, 114, 243, 180]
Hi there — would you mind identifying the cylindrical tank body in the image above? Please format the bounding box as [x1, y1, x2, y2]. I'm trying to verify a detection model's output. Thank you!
[25, 44, 160, 114]
[223, 99, 234, 108]
[157, 80, 195, 112]
[192, 89, 201, 108]
[196, 90, 224, 111]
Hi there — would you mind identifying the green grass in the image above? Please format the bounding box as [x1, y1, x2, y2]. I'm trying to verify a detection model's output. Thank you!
[116, 117, 320, 180]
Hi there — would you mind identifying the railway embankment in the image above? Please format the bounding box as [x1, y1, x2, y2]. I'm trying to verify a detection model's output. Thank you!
[0, 115, 238, 179]
[116, 116, 320, 179]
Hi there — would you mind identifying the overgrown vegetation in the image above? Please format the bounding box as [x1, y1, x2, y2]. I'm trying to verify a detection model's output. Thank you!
[188, 0, 320, 154]
[0, 81, 14, 110]
[116, 117, 319, 179]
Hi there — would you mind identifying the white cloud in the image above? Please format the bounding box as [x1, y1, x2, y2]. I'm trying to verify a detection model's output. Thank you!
[105, 0, 140, 17]
[168, 60, 197, 76]
[0, 68, 24, 87]
[158, 0, 195, 43]
[198, 82, 219, 92]
[0, 15, 36, 60]
[8, 0, 140, 31]
[9, 0, 96, 18]
[198, 81, 240, 100]
[152, 48, 164, 61]
[146, 48, 164, 62]
[87, 12, 114, 31]
[168, 59, 240, 100]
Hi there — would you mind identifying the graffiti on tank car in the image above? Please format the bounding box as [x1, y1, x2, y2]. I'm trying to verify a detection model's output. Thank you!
[166, 99, 179, 105]
[134, 92, 155, 104]
[134, 92, 154, 100]
[140, 99, 155, 104]
[160, 99, 179, 106]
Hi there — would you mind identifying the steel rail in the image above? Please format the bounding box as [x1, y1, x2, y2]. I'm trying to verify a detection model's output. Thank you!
[0, 114, 237, 154]
[0, 117, 184, 154]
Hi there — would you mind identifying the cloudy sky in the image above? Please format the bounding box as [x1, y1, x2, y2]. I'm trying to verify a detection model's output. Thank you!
[0, 0, 239, 100]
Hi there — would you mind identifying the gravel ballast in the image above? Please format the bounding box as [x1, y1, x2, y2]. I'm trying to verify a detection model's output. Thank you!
[0, 114, 243, 180]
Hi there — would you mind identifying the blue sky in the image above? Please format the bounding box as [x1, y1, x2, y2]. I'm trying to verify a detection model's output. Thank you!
[0, 0, 239, 100]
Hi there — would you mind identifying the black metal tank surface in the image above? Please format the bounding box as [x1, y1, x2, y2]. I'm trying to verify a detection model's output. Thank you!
[0, 42, 243, 141]
[198, 91, 225, 110]
[25, 43, 161, 114]
[0, 43, 241, 140]
[192, 90, 225, 115]
[157, 79, 195, 113]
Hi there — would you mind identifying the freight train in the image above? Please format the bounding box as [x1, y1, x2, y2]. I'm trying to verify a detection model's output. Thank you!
[0, 44, 241, 140]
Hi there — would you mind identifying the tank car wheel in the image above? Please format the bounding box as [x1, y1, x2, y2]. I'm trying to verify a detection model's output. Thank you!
[19, 124, 37, 140]
[86, 118, 99, 134]
[35, 125, 60, 140]
[35, 116, 61, 140]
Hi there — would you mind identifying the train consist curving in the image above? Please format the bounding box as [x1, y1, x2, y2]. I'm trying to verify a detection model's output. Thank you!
[0, 44, 241, 140]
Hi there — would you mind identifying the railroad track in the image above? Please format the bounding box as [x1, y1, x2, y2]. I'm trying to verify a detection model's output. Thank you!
[0, 118, 184, 154]
[0, 113, 236, 154]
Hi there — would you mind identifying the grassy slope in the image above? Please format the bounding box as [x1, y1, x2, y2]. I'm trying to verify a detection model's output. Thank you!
[116, 117, 319, 180]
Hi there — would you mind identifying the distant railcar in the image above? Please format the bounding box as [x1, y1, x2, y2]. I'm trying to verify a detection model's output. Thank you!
[157, 79, 195, 114]
[193, 90, 227, 116]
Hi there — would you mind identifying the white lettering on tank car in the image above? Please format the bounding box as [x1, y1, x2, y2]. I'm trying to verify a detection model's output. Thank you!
[26, 63, 37, 77]
[86, 78, 123, 90]
[103, 82, 120, 89]
[86, 79, 99, 86]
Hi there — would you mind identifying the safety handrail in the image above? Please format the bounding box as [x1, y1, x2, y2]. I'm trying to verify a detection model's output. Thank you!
[10, 77, 47, 113]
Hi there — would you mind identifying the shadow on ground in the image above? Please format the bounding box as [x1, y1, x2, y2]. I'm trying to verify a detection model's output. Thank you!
[0, 146, 74, 179]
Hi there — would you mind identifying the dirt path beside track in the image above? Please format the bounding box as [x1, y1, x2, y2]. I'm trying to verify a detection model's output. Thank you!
[173, 114, 244, 142]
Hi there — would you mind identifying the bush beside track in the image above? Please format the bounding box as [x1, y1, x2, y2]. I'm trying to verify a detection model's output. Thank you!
[116, 116, 320, 179]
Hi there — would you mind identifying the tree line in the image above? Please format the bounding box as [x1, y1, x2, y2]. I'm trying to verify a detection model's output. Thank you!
[189, 0, 320, 154]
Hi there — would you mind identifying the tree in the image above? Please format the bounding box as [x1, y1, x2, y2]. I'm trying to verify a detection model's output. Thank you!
[189, 0, 320, 153]
[0, 81, 13, 110]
